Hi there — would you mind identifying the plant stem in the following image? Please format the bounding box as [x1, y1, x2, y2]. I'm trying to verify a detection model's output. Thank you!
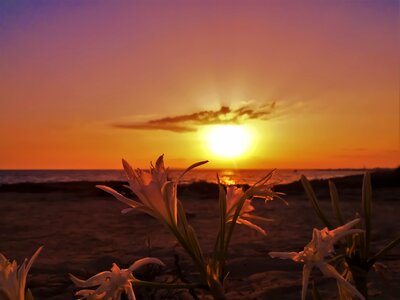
[350, 268, 369, 299]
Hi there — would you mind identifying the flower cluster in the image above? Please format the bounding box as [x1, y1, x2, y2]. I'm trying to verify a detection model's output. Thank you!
[70, 258, 164, 300]
[97, 155, 210, 229]
[97, 155, 179, 228]
[225, 186, 272, 235]
[93, 155, 280, 299]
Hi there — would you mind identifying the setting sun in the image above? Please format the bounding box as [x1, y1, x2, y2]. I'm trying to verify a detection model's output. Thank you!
[206, 125, 252, 158]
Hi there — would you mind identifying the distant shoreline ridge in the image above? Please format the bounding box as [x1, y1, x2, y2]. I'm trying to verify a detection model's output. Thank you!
[0, 168, 397, 185]
[0, 168, 389, 185]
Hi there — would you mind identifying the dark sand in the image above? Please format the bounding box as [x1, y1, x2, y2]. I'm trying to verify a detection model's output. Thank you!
[0, 171, 399, 299]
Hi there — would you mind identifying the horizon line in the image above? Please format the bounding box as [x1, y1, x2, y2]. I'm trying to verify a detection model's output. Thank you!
[0, 167, 397, 171]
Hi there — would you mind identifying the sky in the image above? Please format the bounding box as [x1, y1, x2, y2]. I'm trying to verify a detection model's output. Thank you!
[0, 0, 399, 169]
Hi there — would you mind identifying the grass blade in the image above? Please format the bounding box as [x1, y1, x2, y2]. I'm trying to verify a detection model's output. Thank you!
[369, 236, 400, 266]
[175, 201, 207, 277]
[187, 225, 205, 263]
[178, 160, 209, 181]
[329, 180, 345, 225]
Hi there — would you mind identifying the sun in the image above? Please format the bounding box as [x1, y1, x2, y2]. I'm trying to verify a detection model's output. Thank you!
[206, 125, 252, 158]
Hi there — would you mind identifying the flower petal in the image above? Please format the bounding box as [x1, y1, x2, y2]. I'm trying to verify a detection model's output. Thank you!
[78, 290, 105, 300]
[122, 159, 137, 184]
[25, 246, 43, 275]
[269, 251, 300, 261]
[111, 263, 121, 273]
[161, 181, 178, 224]
[225, 186, 244, 214]
[325, 218, 363, 246]
[236, 217, 266, 235]
[121, 208, 135, 214]
[244, 214, 274, 222]
[96, 185, 141, 208]
[17, 246, 43, 299]
[113, 289, 123, 300]
[318, 262, 365, 300]
[241, 199, 255, 214]
[69, 272, 110, 288]
[152, 154, 167, 184]
[128, 257, 165, 273]
[331, 229, 363, 245]
[0, 253, 8, 263]
[301, 264, 312, 300]
[331, 218, 360, 236]
[125, 283, 136, 300]
[154, 154, 164, 171]
[122, 184, 150, 208]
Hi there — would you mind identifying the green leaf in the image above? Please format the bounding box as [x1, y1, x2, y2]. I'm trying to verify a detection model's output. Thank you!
[176, 202, 204, 263]
[329, 180, 345, 225]
[186, 225, 205, 263]
[362, 172, 372, 256]
[301, 175, 333, 229]
[218, 182, 227, 245]
[175, 201, 204, 269]
[178, 160, 209, 181]
[327, 254, 345, 266]
[177, 200, 188, 232]
[251, 169, 275, 187]
[212, 176, 227, 274]
[369, 236, 400, 266]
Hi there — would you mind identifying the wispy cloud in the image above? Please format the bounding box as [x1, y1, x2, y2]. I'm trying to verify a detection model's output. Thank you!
[113, 103, 277, 132]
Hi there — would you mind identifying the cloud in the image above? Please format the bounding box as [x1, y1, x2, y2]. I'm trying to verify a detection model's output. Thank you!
[113, 103, 277, 132]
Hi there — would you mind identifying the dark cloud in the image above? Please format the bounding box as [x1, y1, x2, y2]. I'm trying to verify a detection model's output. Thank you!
[113, 103, 276, 132]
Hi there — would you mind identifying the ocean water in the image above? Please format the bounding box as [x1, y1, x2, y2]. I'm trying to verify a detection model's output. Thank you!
[0, 169, 368, 185]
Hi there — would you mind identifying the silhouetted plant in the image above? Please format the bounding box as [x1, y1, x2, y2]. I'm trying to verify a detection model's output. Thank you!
[89, 154, 280, 299]
[301, 173, 400, 299]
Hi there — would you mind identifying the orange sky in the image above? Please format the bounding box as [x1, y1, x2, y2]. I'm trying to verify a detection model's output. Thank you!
[0, 1, 399, 169]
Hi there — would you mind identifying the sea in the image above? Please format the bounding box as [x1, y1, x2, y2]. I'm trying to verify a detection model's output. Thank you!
[0, 169, 371, 186]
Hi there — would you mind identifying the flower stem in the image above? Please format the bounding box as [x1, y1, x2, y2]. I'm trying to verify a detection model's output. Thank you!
[349, 267, 369, 299]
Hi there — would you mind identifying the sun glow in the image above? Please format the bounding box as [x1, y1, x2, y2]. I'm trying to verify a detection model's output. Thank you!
[206, 125, 252, 158]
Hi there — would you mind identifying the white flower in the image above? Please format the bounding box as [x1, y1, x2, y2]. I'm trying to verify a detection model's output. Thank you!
[97, 155, 176, 226]
[269, 219, 365, 300]
[248, 169, 283, 203]
[225, 186, 271, 235]
[70, 257, 165, 300]
[0, 246, 43, 300]
[97, 155, 207, 228]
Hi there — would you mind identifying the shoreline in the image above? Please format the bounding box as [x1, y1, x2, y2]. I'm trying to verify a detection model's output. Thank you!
[1, 168, 392, 186]
[0, 168, 398, 195]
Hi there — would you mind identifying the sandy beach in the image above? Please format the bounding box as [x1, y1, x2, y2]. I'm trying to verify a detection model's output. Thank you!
[1, 170, 399, 299]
